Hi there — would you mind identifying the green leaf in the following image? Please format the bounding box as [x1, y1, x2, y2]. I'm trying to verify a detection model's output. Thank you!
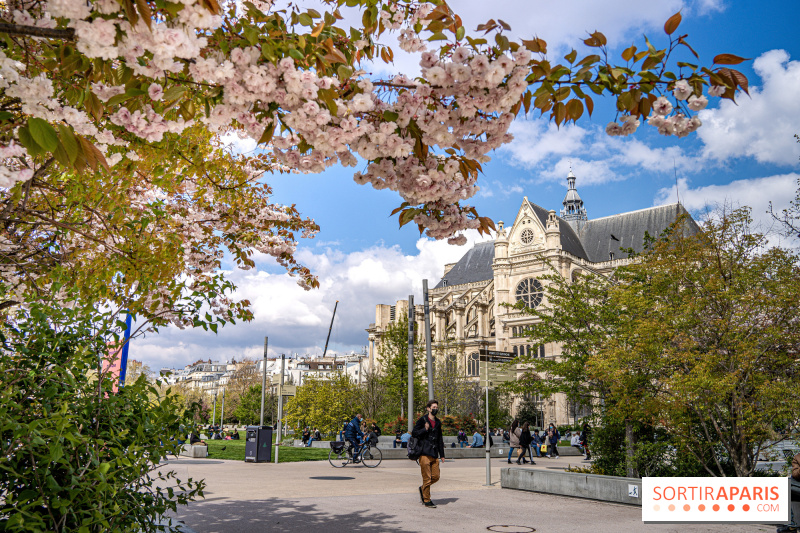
[455, 26, 465, 41]
[288, 48, 305, 61]
[28, 118, 59, 152]
[382, 111, 399, 122]
[0, 111, 13, 121]
[58, 125, 79, 164]
[17, 127, 45, 157]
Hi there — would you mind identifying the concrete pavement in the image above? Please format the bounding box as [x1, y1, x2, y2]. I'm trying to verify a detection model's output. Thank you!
[163, 456, 775, 533]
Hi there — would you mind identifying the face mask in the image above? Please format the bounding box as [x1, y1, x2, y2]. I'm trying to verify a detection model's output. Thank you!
[430, 408, 439, 416]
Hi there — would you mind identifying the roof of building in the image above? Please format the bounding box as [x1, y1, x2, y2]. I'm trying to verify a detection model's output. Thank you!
[433, 203, 700, 288]
[433, 241, 495, 289]
[578, 203, 699, 262]
[527, 201, 589, 260]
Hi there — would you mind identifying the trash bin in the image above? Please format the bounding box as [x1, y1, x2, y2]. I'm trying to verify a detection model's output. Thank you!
[244, 426, 273, 463]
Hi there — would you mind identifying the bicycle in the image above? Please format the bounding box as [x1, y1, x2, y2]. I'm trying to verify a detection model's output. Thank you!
[329, 437, 382, 468]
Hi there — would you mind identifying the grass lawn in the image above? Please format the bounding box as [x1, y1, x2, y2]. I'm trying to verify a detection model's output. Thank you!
[204, 432, 329, 462]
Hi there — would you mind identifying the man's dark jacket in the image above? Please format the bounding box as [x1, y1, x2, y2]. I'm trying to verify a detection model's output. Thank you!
[412, 414, 445, 459]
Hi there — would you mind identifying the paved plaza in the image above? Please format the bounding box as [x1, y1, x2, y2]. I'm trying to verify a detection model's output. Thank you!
[164, 456, 776, 533]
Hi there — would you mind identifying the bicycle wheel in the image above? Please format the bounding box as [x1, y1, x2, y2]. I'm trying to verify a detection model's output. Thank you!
[360, 445, 382, 468]
[329, 447, 349, 468]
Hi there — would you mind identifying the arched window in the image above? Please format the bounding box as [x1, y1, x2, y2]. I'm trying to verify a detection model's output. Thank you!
[467, 324, 477, 338]
[446, 353, 458, 373]
[467, 353, 480, 376]
[513, 346, 518, 356]
[515, 278, 544, 309]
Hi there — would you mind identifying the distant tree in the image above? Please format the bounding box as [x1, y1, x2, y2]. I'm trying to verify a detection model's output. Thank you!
[432, 341, 469, 417]
[223, 359, 261, 423]
[358, 368, 388, 423]
[376, 315, 426, 419]
[232, 384, 276, 427]
[284, 374, 362, 436]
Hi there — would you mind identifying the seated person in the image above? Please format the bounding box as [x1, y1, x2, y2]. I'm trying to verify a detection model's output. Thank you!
[400, 431, 411, 449]
[189, 431, 206, 446]
[230, 430, 240, 440]
[469, 430, 484, 448]
[570, 432, 583, 452]
[393, 429, 403, 448]
[457, 430, 468, 448]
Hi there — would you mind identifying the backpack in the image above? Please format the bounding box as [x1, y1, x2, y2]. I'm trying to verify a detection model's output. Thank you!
[407, 435, 422, 460]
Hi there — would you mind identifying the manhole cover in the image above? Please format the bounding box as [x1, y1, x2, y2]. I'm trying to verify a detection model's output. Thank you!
[308, 476, 355, 480]
[487, 526, 535, 533]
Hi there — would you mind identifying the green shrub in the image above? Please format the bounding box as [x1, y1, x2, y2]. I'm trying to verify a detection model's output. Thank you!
[0, 301, 203, 532]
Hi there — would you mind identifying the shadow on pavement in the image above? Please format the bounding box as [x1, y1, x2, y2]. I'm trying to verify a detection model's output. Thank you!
[431, 497, 458, 506]
[173, 498, 407, 533]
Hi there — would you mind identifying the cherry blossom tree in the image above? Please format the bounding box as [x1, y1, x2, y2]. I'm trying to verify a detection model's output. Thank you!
[0, 0, 750, 328]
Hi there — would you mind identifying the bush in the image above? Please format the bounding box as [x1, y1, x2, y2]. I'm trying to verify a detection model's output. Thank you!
[0, 301, 202, 532]
[440, 414, 479, 436]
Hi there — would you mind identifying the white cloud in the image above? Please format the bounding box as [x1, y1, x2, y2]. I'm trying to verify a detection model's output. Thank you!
[220, 130, 257, 155]
[699, 49, 800, 166]
[132, 232, 492, 371]
[653, 173, 800, 235]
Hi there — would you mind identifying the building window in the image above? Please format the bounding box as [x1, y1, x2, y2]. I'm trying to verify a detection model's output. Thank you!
[538, 345, 545, 358]
[446, 354, 458, 373]
[513, 346, 518, 357]
[467, 353, 480, 376]
[515, 278, 544, 309]
[521, 228, 535, 244]
[468, 306, 477, 321]
[467, 324, 477, 338]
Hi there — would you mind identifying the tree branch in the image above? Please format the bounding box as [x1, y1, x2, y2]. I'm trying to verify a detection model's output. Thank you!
[0, 23, 75, 40]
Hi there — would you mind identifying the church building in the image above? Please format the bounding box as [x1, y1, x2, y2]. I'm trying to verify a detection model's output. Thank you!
[366, 170, 698, 426]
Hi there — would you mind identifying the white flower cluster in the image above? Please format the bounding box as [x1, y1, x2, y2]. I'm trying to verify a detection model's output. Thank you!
[0, 142, 33, 188]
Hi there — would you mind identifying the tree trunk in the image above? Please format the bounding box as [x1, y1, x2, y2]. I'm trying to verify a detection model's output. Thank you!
[625, 422, 639, 478]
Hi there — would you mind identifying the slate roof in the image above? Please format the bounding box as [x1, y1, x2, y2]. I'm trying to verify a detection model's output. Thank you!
[577, 203, 699, 262]
[527, 201, 588, 260]
[433, 202, 699, 289]
[433, 241, 495, 289]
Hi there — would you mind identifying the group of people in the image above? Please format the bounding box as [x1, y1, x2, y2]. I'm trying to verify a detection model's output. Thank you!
[300, 427, 322, 447]
[504, 422, 591, 464]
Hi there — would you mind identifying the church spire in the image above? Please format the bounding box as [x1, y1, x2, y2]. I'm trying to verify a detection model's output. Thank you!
[560, 165, 587, 227]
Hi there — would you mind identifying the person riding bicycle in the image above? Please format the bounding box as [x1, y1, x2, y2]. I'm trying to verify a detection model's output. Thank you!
[343, 413, 364, 463]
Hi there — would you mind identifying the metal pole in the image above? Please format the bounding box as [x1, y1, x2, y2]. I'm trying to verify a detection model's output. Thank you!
[212, 391, 217, 429]
[220, 388, 225, 431]
[422, 280, 434, 401]
[322, 301, 339, 358]
[485, 354, 491, 486]
[119, 313, 133, 388]
[260, 336, 268, 427]
[275, 354, 285, 464]
[407, 295, 414, 433]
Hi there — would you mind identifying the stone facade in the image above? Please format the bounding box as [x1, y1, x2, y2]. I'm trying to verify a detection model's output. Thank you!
[366, 170, 698, 426]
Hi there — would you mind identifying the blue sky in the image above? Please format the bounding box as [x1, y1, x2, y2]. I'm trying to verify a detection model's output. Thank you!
[135, 0, 800, 371]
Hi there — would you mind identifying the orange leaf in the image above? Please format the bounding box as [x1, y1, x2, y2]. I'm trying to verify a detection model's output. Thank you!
[713, 54, 749, 65]
[663, 11, 681, 35]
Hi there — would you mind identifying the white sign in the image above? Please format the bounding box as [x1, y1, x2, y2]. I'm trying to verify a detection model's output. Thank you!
[642, 477, 790, 523]
[629, 484, 640, 498]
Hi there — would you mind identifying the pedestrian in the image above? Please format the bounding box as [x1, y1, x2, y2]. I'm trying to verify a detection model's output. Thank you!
[507, 419, 520, 464]
[579, 423, 591, 459]
[520, 422, 536, 465]
[413, 399, 445, 508]
[546, 423, 560, 459]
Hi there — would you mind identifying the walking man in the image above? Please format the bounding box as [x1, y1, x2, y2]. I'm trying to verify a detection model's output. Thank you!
[413, 399, 445, 508]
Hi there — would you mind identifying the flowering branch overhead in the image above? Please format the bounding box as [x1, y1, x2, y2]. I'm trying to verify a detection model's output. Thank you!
[0, 0, 750, 327]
